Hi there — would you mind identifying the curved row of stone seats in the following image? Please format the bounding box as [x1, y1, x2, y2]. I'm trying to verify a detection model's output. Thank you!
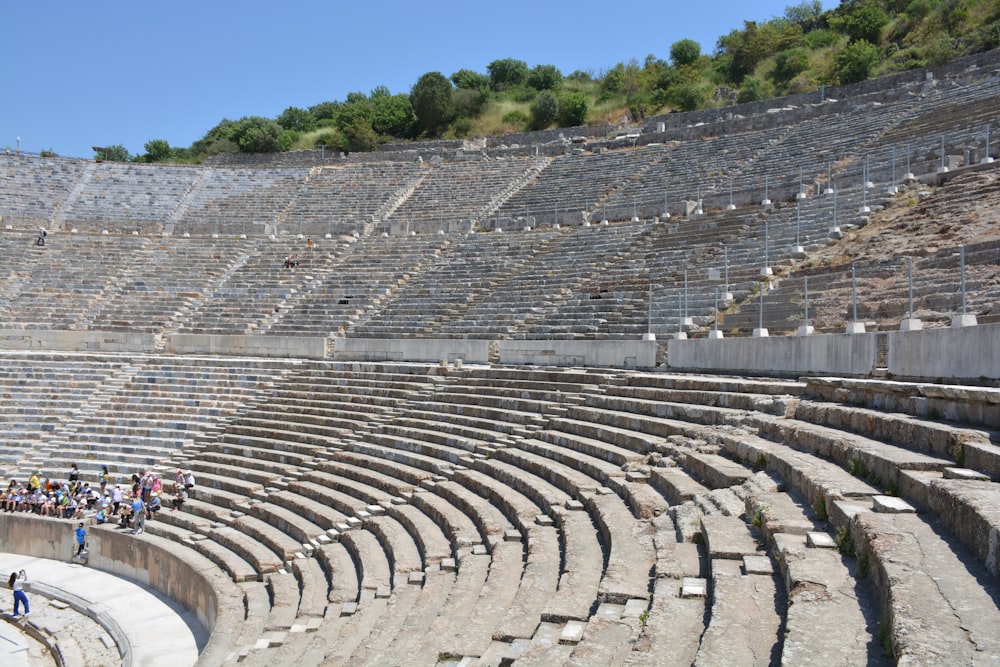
[202, 362, 652, 664]
[637, 374, 1000, 663]
[0, 233, 149, 331]
[872, 75, 1000, 171]
[0, 354, 128, 477]
[86, 236, 259, 333]
[173, 167, 310, 238]
[344, 229, 560, 336]
[387, 157, 547, 228]
[9, 358, 1000, 662]
[498, 147, 668, 225]
[50, 162, 202, 233]
[729, 215, 1000, 334]
[5, 355, 291, 484]
[601, 129, 787, 219]
[0, 155, 88, 226]
[175, 240, 351, 335]
[580, 378, 928, 662]
[265, 232, 455, 337]
[0, 166, 982, 340]
[281, 162, 423, 237]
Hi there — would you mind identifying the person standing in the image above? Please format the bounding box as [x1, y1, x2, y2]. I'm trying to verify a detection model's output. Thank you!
[111, 484, 124, 515]
[9, 570, 29, 617]
[131, 496, 147, 535]
[75, 522, 88, 556]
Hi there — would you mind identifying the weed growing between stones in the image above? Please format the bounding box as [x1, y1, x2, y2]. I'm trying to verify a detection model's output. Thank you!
[876, 614, 894, 658]
[835, 525, 855, 557]
[953, 442, 966, 466]
[856, 547, 869, 578]
[812, 497, 828, 522]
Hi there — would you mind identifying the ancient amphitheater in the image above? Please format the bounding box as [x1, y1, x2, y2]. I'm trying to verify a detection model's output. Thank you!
[1, 50, 999, 666]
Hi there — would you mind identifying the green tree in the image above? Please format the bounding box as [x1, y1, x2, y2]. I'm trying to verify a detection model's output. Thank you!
[558, 91, 588, 126]
[342, 116, 379, 152]
[276, 106, 316, 133]
[737, 75, 774, 102]
[454, 87, 489, 118]
[487, 58, 529, 91]
[334, 95, 375, 135]
[773, 47, 811, 84]
[527, 64, 563, 90]
[309, 101, 341, 122]
[410, 72, 455, 136]
[784, 0, 824, 30]
[451, 69, 490, 90]
[529, 90, 559, 130]
[718, 19, 803, 83]
[372, 93, 416, 138]
[192, 119, 238, 156]
[96, 144, 132, 161]
[143, 139, 171, 162]
[832, 4, 888, 43]
[669, 81, 709, 111]
[670, 39, 702, 67]
[836, 39, 881, 83]
[227, 116, 283, 153]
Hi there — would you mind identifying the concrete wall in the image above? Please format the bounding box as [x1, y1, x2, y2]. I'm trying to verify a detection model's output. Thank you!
[333, 337, 491, 364]
[888, 323, 1000, 381]
[498, 339, 657, 369]
[0, 329, 156, 353]
[0, 513, 242, 666]
[667, 333, 877, 377]
[165, 334, 327, 359]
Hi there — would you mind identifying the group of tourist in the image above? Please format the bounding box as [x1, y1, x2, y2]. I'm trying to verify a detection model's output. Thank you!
[1, 464, 195, 533]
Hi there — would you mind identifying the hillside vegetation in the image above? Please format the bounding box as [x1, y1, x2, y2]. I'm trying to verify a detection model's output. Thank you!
[102, 0, 1000, 163]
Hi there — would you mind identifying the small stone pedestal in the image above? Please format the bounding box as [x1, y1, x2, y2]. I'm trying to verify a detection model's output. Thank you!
[899, 318, 923, 331]
[845, 321, 866, 334]
[952, 314, 977, 327]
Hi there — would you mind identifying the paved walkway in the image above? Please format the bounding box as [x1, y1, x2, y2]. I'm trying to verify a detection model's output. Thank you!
[0, 553, 203, 667]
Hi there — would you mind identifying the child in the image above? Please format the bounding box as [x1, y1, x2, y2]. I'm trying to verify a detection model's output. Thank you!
[75, 522, 87, 555]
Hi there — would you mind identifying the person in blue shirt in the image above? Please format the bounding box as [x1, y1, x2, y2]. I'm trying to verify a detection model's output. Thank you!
[131, 496, 147, 535]
[75, 522, 87, 555]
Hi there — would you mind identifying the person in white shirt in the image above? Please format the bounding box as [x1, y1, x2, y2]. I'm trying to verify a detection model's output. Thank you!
[9, 569, 29, 617]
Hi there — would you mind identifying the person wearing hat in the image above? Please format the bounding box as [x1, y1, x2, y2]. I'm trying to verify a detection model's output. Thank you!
[148, 492, 162, 518]
[172, 485, 187, 512]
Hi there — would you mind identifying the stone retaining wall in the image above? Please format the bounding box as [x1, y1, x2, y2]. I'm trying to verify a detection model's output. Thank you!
[0, 329, 157, 353]
[165, 333, 327, 359]
[498, 339, 657, 369]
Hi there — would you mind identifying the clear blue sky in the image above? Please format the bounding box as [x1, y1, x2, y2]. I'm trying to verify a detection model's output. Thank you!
[1, 0, 837, 159]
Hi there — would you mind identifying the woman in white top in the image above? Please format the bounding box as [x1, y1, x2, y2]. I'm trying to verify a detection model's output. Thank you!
[9, 569, 29, 617]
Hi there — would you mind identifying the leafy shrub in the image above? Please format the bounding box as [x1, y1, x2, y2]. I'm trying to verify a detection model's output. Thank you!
[558, 91, 588, 127]
[527, 64, 562, 91]
[836, 40, 881, 83]
[670, 39, 702, 67]
[529, 91, 559, 130]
